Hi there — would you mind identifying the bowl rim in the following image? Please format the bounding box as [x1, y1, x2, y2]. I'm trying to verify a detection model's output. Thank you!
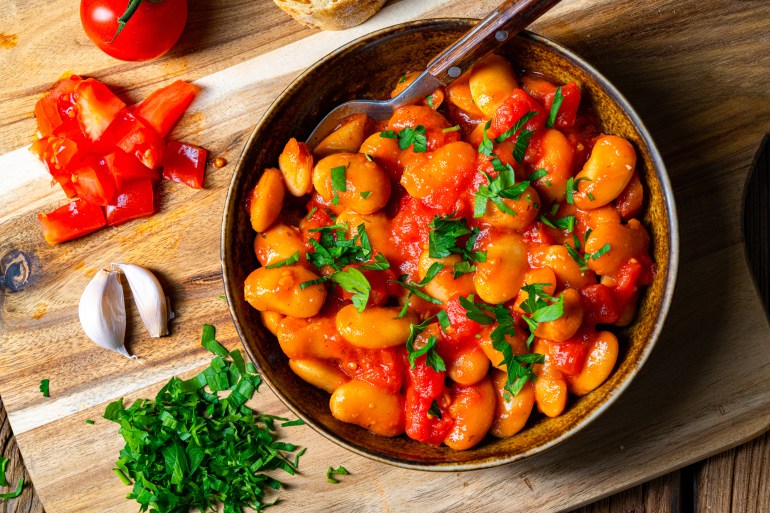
[221, 18, 680, 471]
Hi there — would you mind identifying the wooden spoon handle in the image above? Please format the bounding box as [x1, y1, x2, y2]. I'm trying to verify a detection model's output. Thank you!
[427, 0, 563, 84]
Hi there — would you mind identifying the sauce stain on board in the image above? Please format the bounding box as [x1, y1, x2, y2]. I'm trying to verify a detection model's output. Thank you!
[0, 33, 18, 49]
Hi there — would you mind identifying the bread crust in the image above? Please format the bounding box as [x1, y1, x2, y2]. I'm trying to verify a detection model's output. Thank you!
[273, 0, 387, 30]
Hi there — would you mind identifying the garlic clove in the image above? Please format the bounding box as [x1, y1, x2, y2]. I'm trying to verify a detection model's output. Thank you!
[79, 269, 132, 358]
[112, 263, 169, 337]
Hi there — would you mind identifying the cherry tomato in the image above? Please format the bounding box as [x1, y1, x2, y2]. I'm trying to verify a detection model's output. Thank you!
[80, 0, 187, 61]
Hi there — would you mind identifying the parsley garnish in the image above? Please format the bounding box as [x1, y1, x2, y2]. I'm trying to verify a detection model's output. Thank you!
[527, 168, 548, 181]
[364, 153, 373, 162]
[405, 316, 446, 372]
[39, 379, 49, 397]
[539, 214, 575, 232]
[360, 191, 372, 199]
[104, 325, 305, 513]
[0, 456, 9, 486]
[427, 400, 442, 419]
[566, 177, 591, 205]
[426, 94, 434, 108]
[495, 111, 538, 144]
[478, 120, 494, 157]
[436, 310, 451, 330]
[358, 254, 390, 271]
[265, 251, 300, 269]
[397, 125, 428, 152]
[305, 223, 370, 271]
[390, 266, 443, 317]
[546, 87, 564, 128]
[0, 477, 23, 500]
[453, 261, 476, 278]
[513, 129, 534, 164]
[428, 214, 486, 263]
[458, 294, 495, 325]
[380, 130, 397, 139]
[473, 165, 530, 218]
[217, 295, 226, 301]
[305, 206, 317, 219]
[587, 192, 595, 201]
[326, 466, 350, 484]
[331, 165, 347, 192]
[443, 125, 461, 133]
[330, 268, 371, 312]
[519, 284, 565, 347]
[590, 243, 612, 260]
[85, 419, 95, 424]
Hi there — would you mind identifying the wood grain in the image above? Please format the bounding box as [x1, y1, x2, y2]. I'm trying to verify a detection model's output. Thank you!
[0, 0, 769, 512]
[0, 398, 43, 513]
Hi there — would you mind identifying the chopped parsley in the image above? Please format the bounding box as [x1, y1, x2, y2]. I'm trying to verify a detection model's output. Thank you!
[380, 130, 397, 139]
[0, 477, 23, 501]
[458, 294, 495, 325]
[0, 457, 8, 486]
[443, 125, 461, 133]
[305, 223, 371, 271]
[427, 400, 442, 419]
[519, 284, 565, 347]
[478, 120, 495, 157]
[364, 153, 373, 162]
[513, 129, 535, 164]
[495, 111, 538, 144]
[326, 466, 350, 484]
[428, 214, 486, 263]
[264, 251, 300, 269]
[565, 234, 611, 271]
[473, 165, 530, 218]
[436, 310, 451, 330]
[360, 191, 372, 199]
[587, 192, 595, 201]
[104, 325, 305, 513]
[426, 94, 435, 108]
[527, 168, 549, 181]
[452, 261, 476, 278]
[39, 379, 49, 397]
[358, 254, 390, 271]
[390, 266, 443, 317]
[85, 419, 95, 424]
[331, 165, 347, 192]
[380, 126, 428, 152]
[539, 214, 576, 232]
[405, 316, 446, 372]
[330, 268, 371, 312]
[546, 87, 564, 128]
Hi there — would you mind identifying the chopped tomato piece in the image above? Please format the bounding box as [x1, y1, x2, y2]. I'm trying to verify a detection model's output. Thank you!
[488, 89, 547, 139]
[440, 293, 484, 344]
[163, 140, 207, 189]
[134, 80, 199, 137]
[74, 78, 126, 141]
[405, 358, 454, 446]
[105, 179, 156, 226]
[116, 117, 166, 170]
[37, 198, 106, 245]
[72, 158, 117, 206]
[104, 150, 160, 188]
[341, 347, 406, 394]
[550, 339, 589, 376]
[550, 82, 581, 129]
[34, 75, 81, 137]
[579, 284, 620, 325]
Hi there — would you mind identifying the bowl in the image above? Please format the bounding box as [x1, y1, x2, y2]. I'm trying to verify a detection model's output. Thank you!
[221, 18, 679, 470]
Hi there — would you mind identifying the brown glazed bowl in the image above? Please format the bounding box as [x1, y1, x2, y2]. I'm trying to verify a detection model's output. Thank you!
[222, 19, 679, 470]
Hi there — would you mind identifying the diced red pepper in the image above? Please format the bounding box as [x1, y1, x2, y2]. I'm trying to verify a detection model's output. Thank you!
[163, 140, 207, 189]
[104, 150, 160, 188]
[37, 198, 106, 245]
[133, 80, 199, 138]
[74, 78, 126, 141]
[550, 339, 589, 376]
[105, 179, 156, 226]
[72, 158, 117, 206]
[404, 358, 454, 446]
[488, 89, 547, 139]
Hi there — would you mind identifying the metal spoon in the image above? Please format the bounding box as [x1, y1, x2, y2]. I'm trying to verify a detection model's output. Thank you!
[306, 0, 563, 148]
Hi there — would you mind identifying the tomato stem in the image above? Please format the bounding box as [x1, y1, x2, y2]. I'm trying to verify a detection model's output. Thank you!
[111, 0, 145, 43]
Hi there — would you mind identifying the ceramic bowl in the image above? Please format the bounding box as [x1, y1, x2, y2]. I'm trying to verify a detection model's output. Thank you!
[222, 18, 679, 470]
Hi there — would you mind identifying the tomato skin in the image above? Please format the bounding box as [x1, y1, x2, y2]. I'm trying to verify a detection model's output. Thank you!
[80, 0, 187, 61]
[34, 75, 81, 137]
[340, 347, 406, 395]
[72, 158, 117, 206]
[579, 284, 620, 325]
[550, 339, 589, 376]
[105, 179, 156, 226]
[104, 149, 160, 188]
[488, 89, 547, 139]
[134, 80, 199, 137]
[37, 199, 107, 245]
[74, 78, 126, 141]
[405, 358, 454, 446]
[163, 140, 207, 188]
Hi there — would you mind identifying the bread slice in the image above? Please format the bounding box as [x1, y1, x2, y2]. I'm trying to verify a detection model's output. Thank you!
[273, 0, 387, 30]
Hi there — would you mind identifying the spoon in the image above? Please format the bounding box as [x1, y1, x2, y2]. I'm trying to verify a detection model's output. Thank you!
[306, 0, 563, 148]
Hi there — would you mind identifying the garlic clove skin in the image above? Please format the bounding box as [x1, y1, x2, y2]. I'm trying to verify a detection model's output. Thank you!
[79, 269, 132, 358]
[112, 263, 169, 337]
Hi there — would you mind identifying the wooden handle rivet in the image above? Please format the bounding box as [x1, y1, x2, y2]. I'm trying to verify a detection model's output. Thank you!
[448, 66, 462, 78]
[495, 30, 508, 41]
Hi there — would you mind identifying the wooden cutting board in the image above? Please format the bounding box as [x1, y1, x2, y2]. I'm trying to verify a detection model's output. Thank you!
[1, 0, 769, 511]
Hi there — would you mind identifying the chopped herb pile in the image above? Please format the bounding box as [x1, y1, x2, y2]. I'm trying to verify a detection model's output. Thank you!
[104, 325, 305, 513]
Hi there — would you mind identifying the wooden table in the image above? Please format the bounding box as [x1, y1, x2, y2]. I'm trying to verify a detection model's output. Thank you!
[1, 0, 769, 512]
